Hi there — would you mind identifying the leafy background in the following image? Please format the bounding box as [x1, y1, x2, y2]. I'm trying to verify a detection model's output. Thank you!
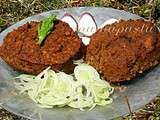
[0, 0, 160, 120]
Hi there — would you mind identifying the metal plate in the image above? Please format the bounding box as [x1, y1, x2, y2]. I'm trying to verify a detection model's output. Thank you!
[0, 7, 160, 120]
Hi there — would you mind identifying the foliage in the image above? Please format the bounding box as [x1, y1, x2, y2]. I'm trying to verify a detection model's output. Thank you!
[95, 0, 101, 6]
[0, 18, 5, 26]
[151, 97, 160, 120]
[0, 0, 160, 119]
[137, 4, 152, 18]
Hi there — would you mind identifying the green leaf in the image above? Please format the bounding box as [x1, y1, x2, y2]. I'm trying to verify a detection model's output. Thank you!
[95, 0, 101, 6]
[37, 15, 56, 45]
[0, 18, 6, 26]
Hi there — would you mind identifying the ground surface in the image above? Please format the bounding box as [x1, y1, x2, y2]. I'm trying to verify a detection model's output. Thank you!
[0, 0, 160, 120]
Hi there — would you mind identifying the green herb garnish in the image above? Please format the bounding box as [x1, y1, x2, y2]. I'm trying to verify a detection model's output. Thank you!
[37, 15, 56, 45]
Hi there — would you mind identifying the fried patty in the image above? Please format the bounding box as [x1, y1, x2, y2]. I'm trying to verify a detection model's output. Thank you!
[86, 19, 160, 82]
[0, 20, 81, 74]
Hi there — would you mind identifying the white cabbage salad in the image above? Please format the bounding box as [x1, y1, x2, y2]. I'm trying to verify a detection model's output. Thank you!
[15, 64, 114, 111]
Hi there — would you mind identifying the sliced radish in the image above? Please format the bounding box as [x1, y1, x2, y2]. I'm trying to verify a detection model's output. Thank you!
[99, 18, 118, 29]
[81, 37, 91, 46]
[61, 13, 78, 32]
[78, 12, 97, 37]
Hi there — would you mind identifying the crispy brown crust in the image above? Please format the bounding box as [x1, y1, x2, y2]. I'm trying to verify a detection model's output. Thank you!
[86, 19, 160, 82]
[0, 20, 81, 74]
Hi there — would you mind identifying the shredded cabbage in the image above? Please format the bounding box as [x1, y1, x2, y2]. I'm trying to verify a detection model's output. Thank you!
[15, 64, 114, 111]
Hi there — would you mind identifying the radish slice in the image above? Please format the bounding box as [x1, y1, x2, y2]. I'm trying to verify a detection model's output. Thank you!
[61, 13, 78, 32]
[78, 12, 97, 37]
[81, 37, 91, 46]
[99, 18, 118, 29]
